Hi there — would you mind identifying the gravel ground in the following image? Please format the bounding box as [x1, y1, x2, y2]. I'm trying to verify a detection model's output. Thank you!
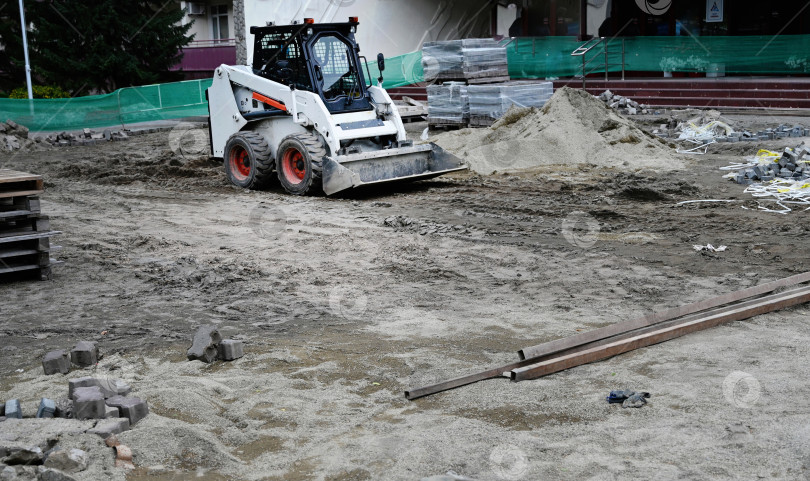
[0, 117, 809, 480]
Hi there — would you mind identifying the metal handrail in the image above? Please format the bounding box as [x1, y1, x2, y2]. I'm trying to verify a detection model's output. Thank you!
[571, 37, 625, 88]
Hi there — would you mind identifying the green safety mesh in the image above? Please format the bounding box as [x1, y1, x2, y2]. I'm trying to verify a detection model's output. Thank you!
[2, 35, 810, 132]
[382, 34, 810, 86]
[0, 79, 212, 133]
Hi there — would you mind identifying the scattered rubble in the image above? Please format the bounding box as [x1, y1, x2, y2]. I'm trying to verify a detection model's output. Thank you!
[0, 119, 176, 153]
[42, 341, 101, 376]
[723, 144, 809, 184]
[718, 143, 810, 213]
[187, 325, 245, 363]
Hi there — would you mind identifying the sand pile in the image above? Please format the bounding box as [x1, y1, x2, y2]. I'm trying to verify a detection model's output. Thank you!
[428, 86, 684, 175]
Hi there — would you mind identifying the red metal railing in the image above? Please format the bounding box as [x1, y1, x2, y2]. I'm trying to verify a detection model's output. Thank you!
[171, 39, 237, 72]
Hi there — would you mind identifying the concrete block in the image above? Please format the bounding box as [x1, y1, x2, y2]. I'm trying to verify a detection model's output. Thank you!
[68, 377, 97, 399]
[187, 325, 222, 363]
[88, 418, 130, 439]
[72, 387, 105, 420]
[217, 340, 244, 361]
[68, 376, 129, 399]
[744, 168, 757, 179]
[760, 175, 775, 182]
[37, 398, 56, 418]
[4, 399, 21, 419]
[105, 396, 148, 425]
[70, 341, 98, 367]
[54, 399, 72, 419]
[42, 350, 71, 375]
[105, 405, 120, 418]
[95, 378, 131, 399]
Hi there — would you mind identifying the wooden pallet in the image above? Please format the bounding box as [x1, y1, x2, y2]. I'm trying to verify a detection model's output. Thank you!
[469, 116, 495, 127]
[396, 104, 428, 123]
[0, 170, 44, 199]
[428, 120, 467, 131]
[466, 76, 512, 85]
[0, 170, 60, 282]
[0, 196, 41, 220]
[0, 216, 52, 237]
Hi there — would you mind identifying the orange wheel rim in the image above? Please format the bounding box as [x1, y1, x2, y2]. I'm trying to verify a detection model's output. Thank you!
[281, 147, 306, 185]
[229, 145, 251, 181]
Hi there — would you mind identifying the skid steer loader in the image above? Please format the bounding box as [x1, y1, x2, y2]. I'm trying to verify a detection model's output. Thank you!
[207, 17, 467, 196]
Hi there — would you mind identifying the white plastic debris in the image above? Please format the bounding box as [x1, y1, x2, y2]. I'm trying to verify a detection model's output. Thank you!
[693, 244, 728, 252]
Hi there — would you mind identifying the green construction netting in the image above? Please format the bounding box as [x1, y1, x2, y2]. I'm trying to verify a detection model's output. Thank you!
[0, 79, 212, 132]
[2, 34, 810, 132]
[382, 34, 810, 86]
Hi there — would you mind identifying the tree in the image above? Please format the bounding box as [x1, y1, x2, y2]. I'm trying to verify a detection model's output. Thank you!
[0, 2, 27, 94]
[0, 1, 194, 94]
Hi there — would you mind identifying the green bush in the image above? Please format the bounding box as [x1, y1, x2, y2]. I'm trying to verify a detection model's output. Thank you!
[8, 85, 70, 99]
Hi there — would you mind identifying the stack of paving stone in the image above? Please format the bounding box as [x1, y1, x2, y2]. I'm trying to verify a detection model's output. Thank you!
[0, 169, 61, 281]
[427, 82, 469, 128]
[422, 39, 509, 84]
[468, 81, 554, 127]
[733, 144, 810, 184]
[461, 38, 509, 83]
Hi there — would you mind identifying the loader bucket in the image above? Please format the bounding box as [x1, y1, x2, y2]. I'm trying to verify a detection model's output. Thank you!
[321, 143, 467, 195]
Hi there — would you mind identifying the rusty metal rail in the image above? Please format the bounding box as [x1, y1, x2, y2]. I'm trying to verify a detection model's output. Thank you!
[405, 272, 810, 400]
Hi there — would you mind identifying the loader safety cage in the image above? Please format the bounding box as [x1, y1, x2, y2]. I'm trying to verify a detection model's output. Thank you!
[249, 20, 373, 115]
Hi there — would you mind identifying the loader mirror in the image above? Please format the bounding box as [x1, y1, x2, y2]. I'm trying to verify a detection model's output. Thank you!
[376, 53, 385, 72]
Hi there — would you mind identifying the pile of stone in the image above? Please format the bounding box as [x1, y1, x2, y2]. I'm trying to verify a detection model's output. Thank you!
[1, 442, 91, 480]
[38, 128, 129, 147]
[1, 376, 147, 437]
[598, 90, 654, 115]
[0, 119, 138, 152]
[732, 143, 809, 184]
[1, 377, 147, 431]
[716, 124, 809, 143]
[1, 120, 41, 152]
[187, 325, 244, 363]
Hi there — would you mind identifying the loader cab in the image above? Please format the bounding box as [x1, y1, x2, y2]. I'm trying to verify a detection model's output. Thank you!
[251, 19, 373, 115]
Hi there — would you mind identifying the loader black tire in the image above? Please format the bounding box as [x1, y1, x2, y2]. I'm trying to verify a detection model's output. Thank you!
[223, 131, 274, 190]
[276, 131, 327, 196]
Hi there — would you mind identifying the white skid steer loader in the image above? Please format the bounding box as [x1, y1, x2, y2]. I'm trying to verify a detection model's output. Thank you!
[206, 17, 467, 196]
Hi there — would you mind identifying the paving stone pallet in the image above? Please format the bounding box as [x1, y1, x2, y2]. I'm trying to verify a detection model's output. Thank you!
[0, 170, 61, 281]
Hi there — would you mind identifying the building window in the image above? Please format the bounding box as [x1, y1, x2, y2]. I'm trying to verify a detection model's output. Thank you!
[211, 4, 229, 41]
